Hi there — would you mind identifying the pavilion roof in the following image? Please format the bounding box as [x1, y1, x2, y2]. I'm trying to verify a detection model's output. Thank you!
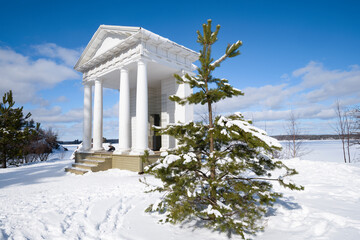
[74, 25, 199, 72]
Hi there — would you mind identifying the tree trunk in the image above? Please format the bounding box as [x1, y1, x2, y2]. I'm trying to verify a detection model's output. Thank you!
[347, 137, 351, 163]
[208, 98, 217, 201]
[1, 159, 6, 168]
[292, 134, 296, 158]
[341, 138, 347, 163]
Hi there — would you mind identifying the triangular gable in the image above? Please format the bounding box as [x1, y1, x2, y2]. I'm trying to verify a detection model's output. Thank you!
[75, 25, 199, 73]
[74, 25, 140, 71]
[92, 33, 125, 59]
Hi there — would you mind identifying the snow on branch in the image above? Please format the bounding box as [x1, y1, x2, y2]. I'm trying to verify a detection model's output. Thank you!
[217, 113, 282, 149]
[210, 40, 242, 68]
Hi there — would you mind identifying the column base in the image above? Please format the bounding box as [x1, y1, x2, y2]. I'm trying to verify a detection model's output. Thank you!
[78, 148, 94, 153]
[113, 148, 131, 155]
[91, 147, 104, 152]
[129, 149, 154, 155]
[77, 143, 93, 153]
[159, 147, 168, 152]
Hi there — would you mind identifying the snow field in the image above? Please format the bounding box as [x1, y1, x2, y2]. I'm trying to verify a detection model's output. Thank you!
[0, 141, 360, 239]
[0, 146, 229, 240]
[259, 158, 360, 239]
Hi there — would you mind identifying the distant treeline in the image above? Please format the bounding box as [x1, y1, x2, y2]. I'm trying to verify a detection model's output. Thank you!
[59, 136, 356, 144]
[272, 134, 359, 141]
[59, 136, 357, 143]
[58, 139, 118, 145]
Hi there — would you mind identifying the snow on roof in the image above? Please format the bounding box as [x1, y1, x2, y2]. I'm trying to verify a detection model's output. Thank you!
[75, 25, 199, 72]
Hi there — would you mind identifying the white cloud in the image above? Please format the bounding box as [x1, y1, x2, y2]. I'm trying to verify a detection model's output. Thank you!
[241, 104, 336, 122]
[103, 120, 119, 139]
[56, 96, 68, 102]
[26, 101, 119, 139]
[29, 106, 83, 123]
[104, 102, 119, 118]
[0, 45, 80, 104]
[44, 122, 83, 141]
[194, 61, 359, 135]
[32, 43, 81, 66]
[293, 62, 360, 102]
[195, 83, 298, 116]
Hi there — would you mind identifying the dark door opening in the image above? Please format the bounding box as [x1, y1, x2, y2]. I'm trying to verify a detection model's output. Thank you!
[151, 114, 161, 151]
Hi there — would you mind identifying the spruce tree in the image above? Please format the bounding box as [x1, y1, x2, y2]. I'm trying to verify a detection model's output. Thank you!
[0, 90, 38, 168]
[143, 20, 303, 238]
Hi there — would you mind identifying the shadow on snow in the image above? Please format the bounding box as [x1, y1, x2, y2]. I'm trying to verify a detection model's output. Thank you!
[0, 157, 72, 189]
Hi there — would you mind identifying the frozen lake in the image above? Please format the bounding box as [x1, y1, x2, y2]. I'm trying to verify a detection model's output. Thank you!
[65, 140, 359, 163]
[280, 140, 359, 163]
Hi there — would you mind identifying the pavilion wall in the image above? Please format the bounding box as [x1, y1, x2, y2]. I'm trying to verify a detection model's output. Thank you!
[161, 77, 176, 149]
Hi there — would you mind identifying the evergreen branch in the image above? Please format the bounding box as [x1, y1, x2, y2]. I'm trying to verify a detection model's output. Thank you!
[205, 196, 218, 206]
[210, 40, 242, 68]
[195, 169, 209, 179]
[228, 176, 285, 182]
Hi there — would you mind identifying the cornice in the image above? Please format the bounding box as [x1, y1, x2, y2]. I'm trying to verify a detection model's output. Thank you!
[83, 44, 141, 81]
[75, 25, 199, 73]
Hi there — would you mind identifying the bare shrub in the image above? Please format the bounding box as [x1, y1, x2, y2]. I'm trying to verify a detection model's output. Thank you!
[284, 111, 308, 158]
[333, 100, 355, 163]
[22, 127, 59, 162]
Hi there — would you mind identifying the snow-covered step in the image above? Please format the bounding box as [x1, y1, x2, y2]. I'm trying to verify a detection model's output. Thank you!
[72, 163, 97, 170]
[65, 153, 113, 174]
[88, 154, 110, 158]
[75, 162, 97, 167]
[80, 159, 105, 164]
[65, 167, 89, 175]
[87, 156, 111, 161]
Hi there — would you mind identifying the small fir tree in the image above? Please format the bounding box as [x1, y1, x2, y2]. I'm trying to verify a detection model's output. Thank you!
[0, 90, 38, 168]
[143, 20, 303, 238]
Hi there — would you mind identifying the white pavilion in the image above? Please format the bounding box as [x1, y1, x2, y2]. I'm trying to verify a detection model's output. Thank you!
[74, 25, 198, 157]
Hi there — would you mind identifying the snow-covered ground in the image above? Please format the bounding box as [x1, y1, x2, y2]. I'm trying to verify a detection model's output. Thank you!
[1, 141, 360, 239]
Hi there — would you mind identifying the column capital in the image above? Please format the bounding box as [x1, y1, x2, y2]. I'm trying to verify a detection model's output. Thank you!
[82, 79, 94, 86]
[94, 77, 103, 83]
[120, 67, 129, 73]
[87, 76, 102, 83]
[137, 58, 148, 65]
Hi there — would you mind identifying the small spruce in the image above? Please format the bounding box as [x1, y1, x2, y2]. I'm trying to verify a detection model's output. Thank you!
[143, 20, 303, 239]
[0, 90, 38, 168]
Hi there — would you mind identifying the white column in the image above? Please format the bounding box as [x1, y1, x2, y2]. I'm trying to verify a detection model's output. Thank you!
[115, 68, 130, 154]
[92, 78, 104, 151]
[133, 59, 148, 154]
[82, 82, 92, 151]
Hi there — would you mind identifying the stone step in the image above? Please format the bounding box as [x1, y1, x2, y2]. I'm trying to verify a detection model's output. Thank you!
[65, 167, 88, 175]
[65, 152, 113, 175]
[79, 159, 105, 164]
[86, 156, 111, 161]
[72, 163, 97, 170]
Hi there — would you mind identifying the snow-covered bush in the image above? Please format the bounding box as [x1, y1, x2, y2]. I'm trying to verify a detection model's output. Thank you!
[22, 128, 60, 163]
[143, 20, 303, 239]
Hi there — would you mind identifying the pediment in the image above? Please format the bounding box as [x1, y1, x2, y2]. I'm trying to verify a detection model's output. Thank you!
[92, 33, 126, 59]
[75, 25, 140, 71]
[75, 25, 199, 73]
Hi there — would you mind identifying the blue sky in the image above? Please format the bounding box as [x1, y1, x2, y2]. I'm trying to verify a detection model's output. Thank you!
[0, 0, 359, 140]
